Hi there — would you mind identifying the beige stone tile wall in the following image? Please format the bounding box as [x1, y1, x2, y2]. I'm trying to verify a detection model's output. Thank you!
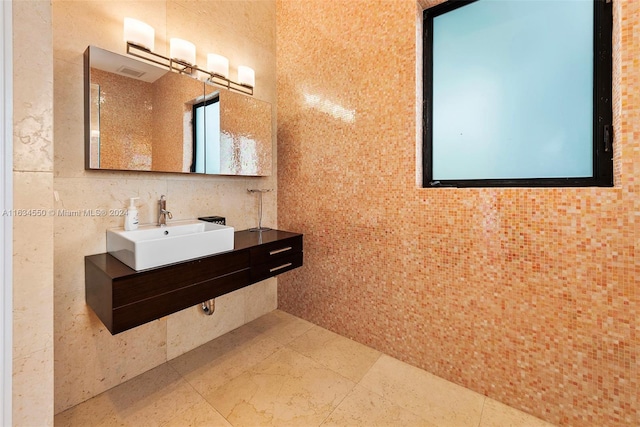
[12, 0, 55, 425]
[276, 1, 638, 426]
[52, 0, 277, 413]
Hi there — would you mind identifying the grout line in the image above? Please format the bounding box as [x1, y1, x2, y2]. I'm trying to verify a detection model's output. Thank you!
[316, 384, 354, 427]
[166, 356, 236, 426]
[476, 396, 487, 427]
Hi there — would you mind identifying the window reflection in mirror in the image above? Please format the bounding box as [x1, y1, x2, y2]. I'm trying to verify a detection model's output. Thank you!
[192, 95, 221, 174]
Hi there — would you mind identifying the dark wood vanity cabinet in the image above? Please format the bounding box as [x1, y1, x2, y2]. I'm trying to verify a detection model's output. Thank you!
[249, 234, 304, 282]
[85, 229, 303, 334]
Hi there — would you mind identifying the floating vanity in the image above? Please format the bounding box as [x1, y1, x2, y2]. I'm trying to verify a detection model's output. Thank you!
[85, 229, 303, 334]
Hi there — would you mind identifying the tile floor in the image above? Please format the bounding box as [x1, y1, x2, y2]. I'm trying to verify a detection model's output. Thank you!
[55, 310, 555, 427]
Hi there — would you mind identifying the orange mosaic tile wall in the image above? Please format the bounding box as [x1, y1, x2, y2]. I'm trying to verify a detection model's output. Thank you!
[91, 68, 153, 170]
[276, 1, 638, 425]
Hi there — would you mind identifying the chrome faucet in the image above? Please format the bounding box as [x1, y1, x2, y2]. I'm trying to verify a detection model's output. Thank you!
[157, 195, 172, 226]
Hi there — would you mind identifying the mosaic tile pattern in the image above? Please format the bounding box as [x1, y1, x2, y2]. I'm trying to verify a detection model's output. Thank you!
[91, 68, 153, 170]
[276, 1, 639, 425]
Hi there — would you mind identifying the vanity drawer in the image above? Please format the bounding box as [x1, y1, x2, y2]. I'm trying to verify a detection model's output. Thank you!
[251, 252, 303, 282]
[112, 249, 249, 308]
[250, 235, 303, 266]
[112, 269, 251, 334]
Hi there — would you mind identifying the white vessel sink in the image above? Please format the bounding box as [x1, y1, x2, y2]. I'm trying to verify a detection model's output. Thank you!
[106, 219, 234, 271]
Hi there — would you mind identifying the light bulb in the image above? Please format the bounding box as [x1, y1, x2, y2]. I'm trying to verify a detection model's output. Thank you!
[238, 66, 255, 87]
[123, 18, 155, 51]
[170, 38, 196, 65]
[207, 54, 229, 79]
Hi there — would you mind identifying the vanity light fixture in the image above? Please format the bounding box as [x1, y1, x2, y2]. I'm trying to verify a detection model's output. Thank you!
[237, 66, 256, 88]
[207, 54, 229, 79]
[123, 18, 155, 51]
[169, 38, 196, 65]
[123, 18, 255, 95]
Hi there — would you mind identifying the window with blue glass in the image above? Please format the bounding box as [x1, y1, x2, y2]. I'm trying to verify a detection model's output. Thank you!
[423, 0, 613, 188]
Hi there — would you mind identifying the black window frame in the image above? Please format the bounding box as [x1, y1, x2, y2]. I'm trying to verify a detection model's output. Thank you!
[422, 0, 613, 188]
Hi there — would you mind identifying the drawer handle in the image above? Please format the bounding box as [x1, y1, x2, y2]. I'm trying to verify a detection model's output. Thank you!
[269, 246, 292, 256]
[270, 262, 293, 273]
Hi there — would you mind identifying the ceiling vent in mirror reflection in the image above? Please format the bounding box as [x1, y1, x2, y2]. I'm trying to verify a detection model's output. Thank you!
[116, 65, 146, 79]
[91, 46, 165, 83]
[84, 46, 272, 177]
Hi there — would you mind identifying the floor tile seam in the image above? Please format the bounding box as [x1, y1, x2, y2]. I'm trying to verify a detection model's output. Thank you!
[53, 399, 112, 427]
[353, 352, 384, 393]
[270, 319, 491, 425]
[476, 395, 488, 427]
[155, 398, 222, 427]
[299, 324, 386, 360]
[355, 380, 432, 425]
[55, 363, 183, 426]
[172, 337, 284, 402]
[258, 324, 318, 346]
[237, 336, 290, 384]
[235, 334, 288, 373]
[355, 354, 465, 426]
[270, 309, 317, 331]
[168, 333, 283, 384]
[262, 345, 363, 415]
[325, 382, 441, 427]
[365, 353, 490, 399]
[166, 334, 248, 370]
[168, 362, 235, 427]
[295, 350, 389, 426]
[315, 382, 357, 427]
[57, 386, 136, 427]
[173, 336, 286, 412]
[283, 341, 369, 385]
[479, 397, 557, 427]
[200, 369, 274, 426]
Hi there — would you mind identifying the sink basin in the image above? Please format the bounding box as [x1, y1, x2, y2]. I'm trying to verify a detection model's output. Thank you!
[106, 219, 234, 271]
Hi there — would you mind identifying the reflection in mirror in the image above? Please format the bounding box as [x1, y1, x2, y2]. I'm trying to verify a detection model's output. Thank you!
[219, 90, 272, 175]
[193, 91, 221, 173]
[89, 83, 100, 168]
[149, 71, 205, 172]
[84, 46, 272, 176]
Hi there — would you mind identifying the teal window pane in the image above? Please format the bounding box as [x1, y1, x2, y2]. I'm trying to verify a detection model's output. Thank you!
[431, 0, 594, 181]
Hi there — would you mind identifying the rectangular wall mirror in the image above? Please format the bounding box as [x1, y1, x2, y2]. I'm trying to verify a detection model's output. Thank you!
[84, 46, 272, 176]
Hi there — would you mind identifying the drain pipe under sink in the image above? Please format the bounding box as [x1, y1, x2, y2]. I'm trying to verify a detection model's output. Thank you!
[201, 299, 215, 315]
